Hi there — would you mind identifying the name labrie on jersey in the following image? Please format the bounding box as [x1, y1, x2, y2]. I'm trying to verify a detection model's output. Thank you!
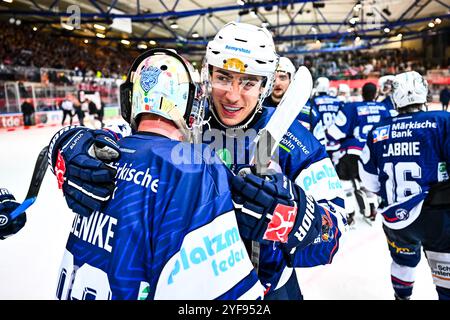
[373, 118, 437, 157]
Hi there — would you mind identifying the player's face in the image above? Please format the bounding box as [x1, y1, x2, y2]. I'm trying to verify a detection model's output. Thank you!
[271, 71, 290, 100]
[210, 66, 264, 127]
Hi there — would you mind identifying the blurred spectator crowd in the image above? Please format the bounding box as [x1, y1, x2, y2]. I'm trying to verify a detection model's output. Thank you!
[0, 23, 136, 82]
[302, 48, 433, 80]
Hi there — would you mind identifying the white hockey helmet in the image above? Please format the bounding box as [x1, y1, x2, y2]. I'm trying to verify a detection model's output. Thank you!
[338, 83, 350, 96]
[315, 77, 330, 94]
[328, 87, 337, 97]
[392, 71, 428, 109]
[378, 75, 395, 95]
[204, 21, 279, 128]
[276, 56, 296, 79]
[120, 49, 204, 141]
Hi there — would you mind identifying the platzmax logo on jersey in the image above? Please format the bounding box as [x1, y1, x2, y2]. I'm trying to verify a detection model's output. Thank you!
[168, 225, 244, 285]
[155, 213, 255, 299]
[301, 162, 340, 192]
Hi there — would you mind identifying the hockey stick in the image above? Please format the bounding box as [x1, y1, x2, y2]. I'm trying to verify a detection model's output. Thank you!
[10, 146, 49, 220]
[248, 66, 313, 271]
[250, 66, 313, 173]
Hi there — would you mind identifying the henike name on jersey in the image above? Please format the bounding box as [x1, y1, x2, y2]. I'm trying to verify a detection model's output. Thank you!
[70, 211, 117, 253]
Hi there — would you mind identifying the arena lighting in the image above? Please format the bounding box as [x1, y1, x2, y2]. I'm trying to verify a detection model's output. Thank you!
[261, 21, 269, 28]
[428, 22, 435, 28]
[62, 23, 74, 31]
[354, 1, 362, 11]
[93, 24, 106, 31]
[149, 40, 157, 45]
[96, 32, 106, 38]
[191, 31, 199, 38]
[121, 39, 130, 45]
[15, 19, 21, 26]
[397, 33, 402, 39]
[384, 27, 390, 33]
[84, 39, 89, 44]
[434, 18, 442, 24]
[250, 9, 258, 18]
[137, 43, 148, 49]
[32, 26, 37, 31]
[3, 0, 13, 3]
[9, 17, 14, 24]
[355, 36, 361, 42]
[170, 21, 178, 29]
[237, 0, 245, 5]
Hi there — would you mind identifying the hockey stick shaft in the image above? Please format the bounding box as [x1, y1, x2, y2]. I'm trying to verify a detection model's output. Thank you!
[10, 146, 49, 220]
[250, 66, 313, 172]
[249, 66, 313, 272]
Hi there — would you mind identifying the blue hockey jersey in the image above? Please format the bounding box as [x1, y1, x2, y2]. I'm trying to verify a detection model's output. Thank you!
[55, 133, 265, 300]
[205, 106, 346, 294]
[311, 94, 343, 130]
[327, 101, 391, 155]
[359, 111, 450, 230]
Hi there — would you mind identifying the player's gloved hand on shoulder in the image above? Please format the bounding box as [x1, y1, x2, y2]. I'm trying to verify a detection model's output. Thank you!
[231, 172, 322, 252]
[0, 189, 26, 240]
[48, 126, 121, 217]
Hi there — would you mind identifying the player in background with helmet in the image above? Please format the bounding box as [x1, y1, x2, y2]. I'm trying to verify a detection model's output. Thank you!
[262, 56, 322, 139]
[337, 83, 352, 103]
[263, 56, 296, 109]
[49, 49, 266, 300]
[310, 77, 343, 150]
[378, 75, 398, 117]
[47, 22, 347, 300]
[359, 71, 450, 300]
[326, 82, 391, 225]
[0, 188, 26, 240]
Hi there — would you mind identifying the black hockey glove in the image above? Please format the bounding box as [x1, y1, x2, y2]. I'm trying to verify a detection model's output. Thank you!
[231, 172, 322, 252]
[0, 189, 26, 240]
[48, 126, 121, 217]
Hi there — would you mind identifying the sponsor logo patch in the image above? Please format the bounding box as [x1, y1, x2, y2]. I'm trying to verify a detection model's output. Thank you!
[373, 125, 390, 143]
[263, 204, 297, 243]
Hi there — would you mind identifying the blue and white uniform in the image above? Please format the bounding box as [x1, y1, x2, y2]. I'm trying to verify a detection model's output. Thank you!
[207, 106, 346, 299]
[56, 133, 264, 300]
[360, 111, 450, 229]
[327, 101, 392, 156]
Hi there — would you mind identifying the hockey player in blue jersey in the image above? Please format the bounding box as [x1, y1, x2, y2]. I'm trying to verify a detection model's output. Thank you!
[359, 71, 450, 300]
[260, 56, 322, 139]
[48, 49, 267, 300]
[0, 188, 26, 239]
[327, 82, 391, 225]
[310, 76, 343, 145]
[49, 22, 347, 300]
[263, 57, 296, 109]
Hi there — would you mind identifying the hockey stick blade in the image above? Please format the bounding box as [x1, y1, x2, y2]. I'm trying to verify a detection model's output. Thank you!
[10, 146, 49, 220]
[251, 66, 313, 171]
